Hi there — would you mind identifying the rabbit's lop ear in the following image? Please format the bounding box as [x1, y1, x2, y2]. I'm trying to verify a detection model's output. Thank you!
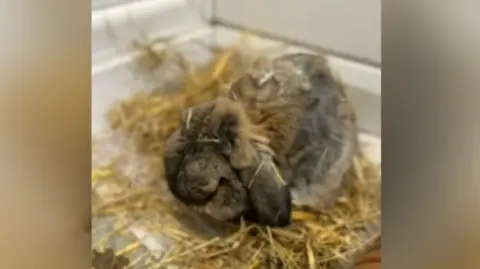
[164, 128, 188, 191]
[240, 153, 292, 227]
[209, 97, 240, 142]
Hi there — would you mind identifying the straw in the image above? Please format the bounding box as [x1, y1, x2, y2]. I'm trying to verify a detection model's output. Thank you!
[92, 37, 381, 269]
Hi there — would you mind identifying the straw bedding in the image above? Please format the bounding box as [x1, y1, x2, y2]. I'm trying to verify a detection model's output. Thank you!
[91, 40, 381, 269]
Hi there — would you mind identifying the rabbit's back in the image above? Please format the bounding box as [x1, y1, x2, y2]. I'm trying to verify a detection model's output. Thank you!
[227, 53, 358, 211]
[277, 53, 358, 211]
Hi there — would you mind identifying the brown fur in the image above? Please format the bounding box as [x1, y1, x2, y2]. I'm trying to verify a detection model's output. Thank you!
[164, 52, 358, 224]
[228, 57, 312, 158]
[164, 97, 292, 226]
[228, 53, 358, 212]
[164, 100, 251, 222]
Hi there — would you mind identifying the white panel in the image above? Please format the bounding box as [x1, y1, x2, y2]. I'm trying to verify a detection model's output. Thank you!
[187, 0, 213, 21]
[214, 0, 381, 64]
[92, 0, 207, 66]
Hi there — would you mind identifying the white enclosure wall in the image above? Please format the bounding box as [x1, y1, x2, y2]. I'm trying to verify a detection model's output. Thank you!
[214, 0, 381, 65]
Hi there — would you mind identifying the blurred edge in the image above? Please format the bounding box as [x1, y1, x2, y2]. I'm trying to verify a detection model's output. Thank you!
[0, 0, 91, 268]
[383, 0, 480, 269]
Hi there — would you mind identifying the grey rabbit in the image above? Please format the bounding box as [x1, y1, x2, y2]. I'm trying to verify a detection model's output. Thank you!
[163, 52, 357, 227]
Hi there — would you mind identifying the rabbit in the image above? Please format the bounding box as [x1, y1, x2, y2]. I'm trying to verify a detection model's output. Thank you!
[163, 98, 292, 227]
[227, 52, 358, 212]
[163, 52, 358, 227]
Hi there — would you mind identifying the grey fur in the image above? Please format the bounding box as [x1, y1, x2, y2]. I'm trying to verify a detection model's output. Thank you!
[163, 53, 358, 225]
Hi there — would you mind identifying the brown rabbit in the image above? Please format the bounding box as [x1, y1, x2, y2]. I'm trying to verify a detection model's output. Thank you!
[228, 53, 358, 211]
[163, 98, 292, 227]
[164, 52, 357, 226]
